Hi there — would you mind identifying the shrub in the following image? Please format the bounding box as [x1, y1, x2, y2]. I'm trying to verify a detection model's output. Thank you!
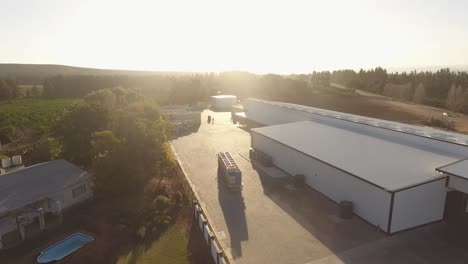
[137, 226, 147, 240]
[153, 195, 172, 211]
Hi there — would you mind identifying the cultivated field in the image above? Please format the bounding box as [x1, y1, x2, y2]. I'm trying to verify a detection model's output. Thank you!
[0, 98, 80, 142]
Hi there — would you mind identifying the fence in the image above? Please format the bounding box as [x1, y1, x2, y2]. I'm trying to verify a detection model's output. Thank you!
[172, 150, 231, 264]
[193, 202, 227, 264]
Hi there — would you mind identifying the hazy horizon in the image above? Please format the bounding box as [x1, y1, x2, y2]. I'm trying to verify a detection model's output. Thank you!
[2, 0, 468, 74]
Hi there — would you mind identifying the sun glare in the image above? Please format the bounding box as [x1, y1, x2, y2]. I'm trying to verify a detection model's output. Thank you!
[2, 0, 468, 72]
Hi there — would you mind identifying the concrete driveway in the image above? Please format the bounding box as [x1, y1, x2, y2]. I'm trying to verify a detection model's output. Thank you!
[171, 110, 468, 264]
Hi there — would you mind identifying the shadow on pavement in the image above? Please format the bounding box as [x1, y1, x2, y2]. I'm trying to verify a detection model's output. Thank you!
[171, 124, 201, 139]
[217, 169, 248, 259]
[251, 161, 468, 264]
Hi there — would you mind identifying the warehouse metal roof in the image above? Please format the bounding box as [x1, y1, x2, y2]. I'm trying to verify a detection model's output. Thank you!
[0, 160, 90, 215]
[252, 121, 463, 191]
[246, 98, 468, 146]
[436, 158, 468, 179]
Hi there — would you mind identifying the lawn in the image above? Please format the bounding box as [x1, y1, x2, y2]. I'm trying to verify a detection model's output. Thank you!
[116, 223, 190, 264]
[0, 193, 212, 264]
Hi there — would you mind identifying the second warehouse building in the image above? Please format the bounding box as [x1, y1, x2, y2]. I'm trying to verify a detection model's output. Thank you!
[246, 98, 468, 234]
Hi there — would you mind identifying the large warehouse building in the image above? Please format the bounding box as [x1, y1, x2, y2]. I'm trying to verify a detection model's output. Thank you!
[245, 98, 468, 234]
[211, 95, 237, 109]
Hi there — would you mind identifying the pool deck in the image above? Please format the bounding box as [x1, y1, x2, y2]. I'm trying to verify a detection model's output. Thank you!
[37, 233, 94, 263]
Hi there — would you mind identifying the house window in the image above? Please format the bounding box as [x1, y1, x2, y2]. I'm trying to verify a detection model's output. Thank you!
[72, 185, 86, 199]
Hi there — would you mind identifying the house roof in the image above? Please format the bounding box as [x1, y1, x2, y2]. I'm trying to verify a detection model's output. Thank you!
[252, 121, 461, 191]
[0, 160, 89, 215]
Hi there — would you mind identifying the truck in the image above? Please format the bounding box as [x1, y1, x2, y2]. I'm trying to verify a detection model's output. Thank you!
[217, 152, 243, 191]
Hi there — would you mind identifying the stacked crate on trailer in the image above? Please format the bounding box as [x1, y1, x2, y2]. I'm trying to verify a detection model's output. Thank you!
[217, 152, 243, 191]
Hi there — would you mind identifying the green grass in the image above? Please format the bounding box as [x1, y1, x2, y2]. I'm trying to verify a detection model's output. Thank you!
[116, 224, 189, 264]
[0, 98, 81, 141]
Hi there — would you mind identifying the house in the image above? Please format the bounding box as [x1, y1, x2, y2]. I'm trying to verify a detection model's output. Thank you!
[0, 159, 93, 249]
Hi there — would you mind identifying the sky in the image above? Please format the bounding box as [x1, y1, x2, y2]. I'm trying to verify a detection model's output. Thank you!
[1, 0, 468, 73]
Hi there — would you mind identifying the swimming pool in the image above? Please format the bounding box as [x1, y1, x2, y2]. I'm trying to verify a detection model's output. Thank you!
[37, 233, 94, 263]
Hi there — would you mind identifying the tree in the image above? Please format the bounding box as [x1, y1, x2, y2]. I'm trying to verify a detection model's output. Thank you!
[31, 84, 40, 97]
[412, 82, 426, 104]
[28, 137, 62, 163]
[55, 87, 173, 195]
[91, 130, 120, 156]
[58, 103, 108, 166]
[0, 79, 15, 100]
[88, 106, 171, 194]
[90, 130, 126, 194]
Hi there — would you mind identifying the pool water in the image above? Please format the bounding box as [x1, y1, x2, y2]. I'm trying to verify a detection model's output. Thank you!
[37, 233, 94, 263]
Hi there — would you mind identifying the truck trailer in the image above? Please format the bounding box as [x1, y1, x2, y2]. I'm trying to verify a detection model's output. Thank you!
[217, 152, 243, 191]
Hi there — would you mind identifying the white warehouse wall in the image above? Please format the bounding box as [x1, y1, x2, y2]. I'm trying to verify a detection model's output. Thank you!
[252, 132, 392, 231]
[212, 96, 237, 109]
[448, 176, 468, 194]
[390, 178, 447, 233]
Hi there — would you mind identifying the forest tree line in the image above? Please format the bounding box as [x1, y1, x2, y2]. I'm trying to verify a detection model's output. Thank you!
[331, 67, 468, 112]
[0, 79, 41, 100]
[2, 67, 468, 113]
[37, 72, 333, 104]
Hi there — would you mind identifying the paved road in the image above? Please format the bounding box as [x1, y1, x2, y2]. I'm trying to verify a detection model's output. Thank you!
[171, 110, 468, 264]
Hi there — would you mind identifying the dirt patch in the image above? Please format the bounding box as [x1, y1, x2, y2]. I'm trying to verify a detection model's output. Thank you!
[289, 91, 468, 134]
[294, 92, 421, 124]
[385, 100, 468, 134]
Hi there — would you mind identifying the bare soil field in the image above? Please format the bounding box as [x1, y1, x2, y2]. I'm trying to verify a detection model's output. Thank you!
[292, 90, 468, 135]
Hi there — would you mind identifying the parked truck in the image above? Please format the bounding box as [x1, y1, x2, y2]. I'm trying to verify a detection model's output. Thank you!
[217, 152, 243, 191]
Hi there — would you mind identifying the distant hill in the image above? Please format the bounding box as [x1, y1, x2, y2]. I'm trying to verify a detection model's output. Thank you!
[0, 64, 181, 83]
[2, 63, 467, 84]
